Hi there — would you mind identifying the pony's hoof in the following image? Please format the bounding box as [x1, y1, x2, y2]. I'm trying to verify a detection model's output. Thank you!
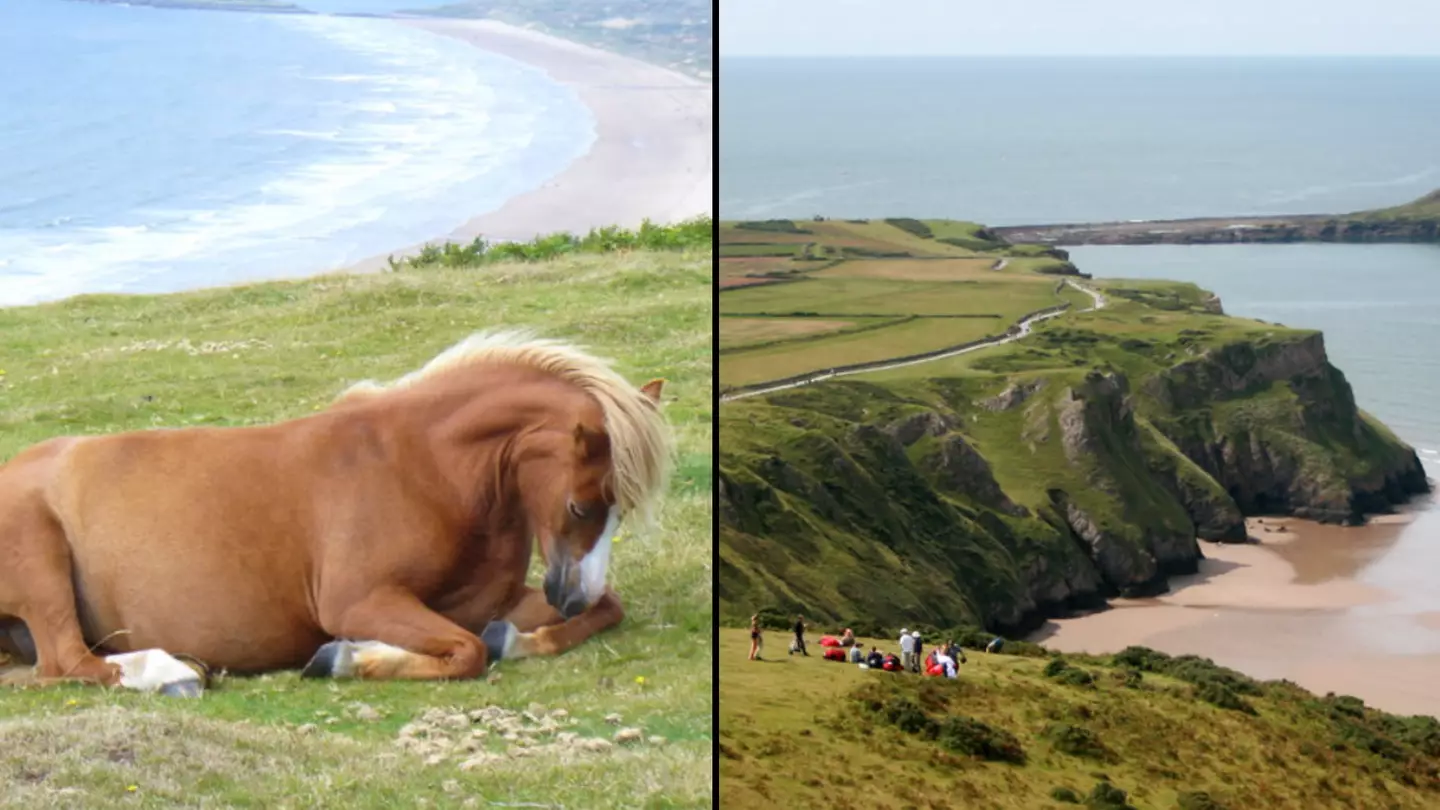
[302, 640, 355, 679]
[481, 621, 516, 664]
[158, 679, 203, 698]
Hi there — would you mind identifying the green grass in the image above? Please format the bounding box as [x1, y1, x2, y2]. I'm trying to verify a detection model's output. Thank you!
[719, 629, 1440, 809]
[717, 220, 1087, 389]
[721, 316, 1015, 386]
[0, 248, 713, 808]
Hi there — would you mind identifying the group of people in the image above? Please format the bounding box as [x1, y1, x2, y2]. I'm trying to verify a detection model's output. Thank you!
[747, 614, 1006, 678]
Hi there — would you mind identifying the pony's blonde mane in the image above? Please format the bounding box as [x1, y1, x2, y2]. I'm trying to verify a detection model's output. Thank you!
[338, 330, 673, 530]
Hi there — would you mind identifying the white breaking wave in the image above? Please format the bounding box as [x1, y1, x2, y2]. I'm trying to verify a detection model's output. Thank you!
[0, 14, 595, 307]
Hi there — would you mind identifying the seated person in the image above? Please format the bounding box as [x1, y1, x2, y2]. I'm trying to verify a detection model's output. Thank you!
[848, 643, 865, 664]
[935, 649, 958, 678]
[986, 637, 1005, 654]
[840, 628, 856, 647]
[865, 647, 885, 669]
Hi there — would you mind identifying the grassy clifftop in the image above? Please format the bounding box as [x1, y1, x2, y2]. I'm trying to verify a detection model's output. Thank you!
[719, 629, 1440, 810]
[0, 243, 711, 808]
[719, 253, 1427, 634]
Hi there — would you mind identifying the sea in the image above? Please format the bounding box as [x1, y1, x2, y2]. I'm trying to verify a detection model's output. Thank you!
[0, 0, 594, 306]
[721, 55, 1440, 459]
[722, 56, 1440, 670]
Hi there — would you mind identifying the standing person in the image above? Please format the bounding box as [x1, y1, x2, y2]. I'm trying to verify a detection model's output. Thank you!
[912, 632, 924, 673]
[899, 628, 914, 672]
[949, 639, 967, 665]
[748, 614, 763, 661]
[790, 614, 809, 656]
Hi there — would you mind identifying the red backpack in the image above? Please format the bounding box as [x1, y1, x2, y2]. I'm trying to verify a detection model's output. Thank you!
[823, 646, 847, 662]
[819, 635, 841, 647]
[882, 654, 902, 672]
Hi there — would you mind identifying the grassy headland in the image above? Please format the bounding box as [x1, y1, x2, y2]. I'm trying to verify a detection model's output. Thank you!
[719, 218, 1426, 635]
[0, 231, 712, 808]
[719, 628, 1440, 809]
[994, 188, 1440, 246]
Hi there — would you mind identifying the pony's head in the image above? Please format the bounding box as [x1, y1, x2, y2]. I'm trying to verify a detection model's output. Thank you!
[339, 330, 674, 619]
[519, 377, 666, 618]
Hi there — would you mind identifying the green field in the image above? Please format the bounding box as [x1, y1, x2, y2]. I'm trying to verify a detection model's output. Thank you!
[719, 629, 1440, 809]
[718, 218, 1085, 389]
[0, 248, 712, 809]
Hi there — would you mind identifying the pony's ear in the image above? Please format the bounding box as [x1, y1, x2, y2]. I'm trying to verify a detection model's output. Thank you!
[639, 378, 665, 404]
[572, 422, 611, 461]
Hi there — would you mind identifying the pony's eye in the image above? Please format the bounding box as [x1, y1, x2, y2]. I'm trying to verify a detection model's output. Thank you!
[567, 500, 589, 520]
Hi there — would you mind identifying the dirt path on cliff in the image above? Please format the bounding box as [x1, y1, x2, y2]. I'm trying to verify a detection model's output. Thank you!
[720, 280, 1107, 403]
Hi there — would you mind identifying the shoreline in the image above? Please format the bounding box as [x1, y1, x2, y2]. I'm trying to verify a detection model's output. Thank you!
[1031, 507, 1440, 718]
[347, 17, 712, 273]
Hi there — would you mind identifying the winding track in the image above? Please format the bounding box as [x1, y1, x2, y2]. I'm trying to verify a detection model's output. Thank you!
[719, 279, 1107, 403]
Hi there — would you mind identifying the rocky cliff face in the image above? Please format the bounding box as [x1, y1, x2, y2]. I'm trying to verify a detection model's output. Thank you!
[1142, 333, 1428, 524]
[719, 329, 1429, 635]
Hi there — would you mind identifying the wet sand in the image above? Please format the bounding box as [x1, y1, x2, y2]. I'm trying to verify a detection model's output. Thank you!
[1032, 506, 1440, 718]
[350, 18, 711, 271]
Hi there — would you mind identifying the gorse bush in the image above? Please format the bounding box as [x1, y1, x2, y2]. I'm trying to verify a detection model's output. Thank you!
[1042, 722, 1109, 761]
[883, 217, 934, 239]
[1043, 657, 1097, 688]
[733, 219, 809, 234]
[1085, 780, 1136, 810]
[855, 686, 1026, 764]
[1051, 786, 1082, 804]
[391, 216, 712, 270]
[937, 716, 1026, 764]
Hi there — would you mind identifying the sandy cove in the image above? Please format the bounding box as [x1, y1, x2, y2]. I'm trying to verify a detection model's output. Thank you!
[351, 18, 712, 271]
[1031, 507, 1440, 718]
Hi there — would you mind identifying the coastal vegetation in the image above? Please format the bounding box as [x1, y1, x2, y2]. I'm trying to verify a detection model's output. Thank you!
[391, 215, 712, 270]
[0, 242, 712, 808]
[719, 628, 1440, 809]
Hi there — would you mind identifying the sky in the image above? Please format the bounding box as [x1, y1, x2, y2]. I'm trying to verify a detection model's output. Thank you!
[719, 0, 1440, 57]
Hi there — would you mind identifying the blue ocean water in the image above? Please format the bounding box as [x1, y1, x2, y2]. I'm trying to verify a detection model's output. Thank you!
[720, 57, 1440, 223]
[0, 0, 595, 305]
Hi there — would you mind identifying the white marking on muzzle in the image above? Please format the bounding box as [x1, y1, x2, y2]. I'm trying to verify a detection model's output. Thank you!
[578, 506, 619, 606]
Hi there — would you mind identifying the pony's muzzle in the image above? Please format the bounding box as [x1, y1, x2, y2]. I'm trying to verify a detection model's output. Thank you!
[542, 560, 589, 620]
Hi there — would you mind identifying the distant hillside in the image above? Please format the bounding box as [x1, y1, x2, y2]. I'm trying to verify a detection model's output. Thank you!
[1354, 188, 1440, 221]
[996, 189, 1440, 246]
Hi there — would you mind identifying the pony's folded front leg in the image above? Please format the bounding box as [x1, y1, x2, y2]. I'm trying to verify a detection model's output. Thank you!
[302, 588, 488, 681]
[480, 586, 625, 664]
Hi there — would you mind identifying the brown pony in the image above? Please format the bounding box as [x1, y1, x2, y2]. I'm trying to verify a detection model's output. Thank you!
[0, 330, 672, 695]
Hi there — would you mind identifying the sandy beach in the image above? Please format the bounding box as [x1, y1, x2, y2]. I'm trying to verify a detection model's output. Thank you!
[350, 18, 712, 271]
[1031, 506, 1440, 718]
